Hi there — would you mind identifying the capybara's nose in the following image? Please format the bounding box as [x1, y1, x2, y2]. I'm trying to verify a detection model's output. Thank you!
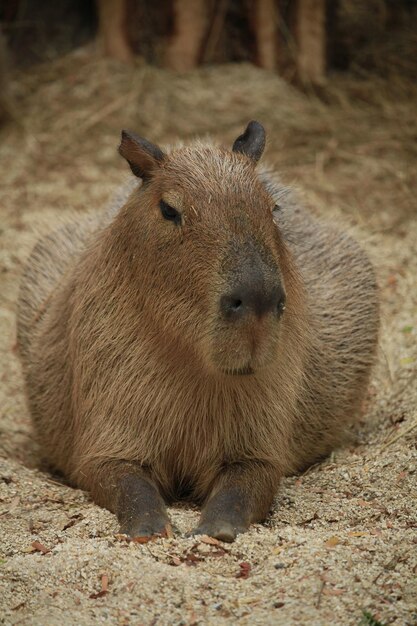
[220, 282, 286, 321]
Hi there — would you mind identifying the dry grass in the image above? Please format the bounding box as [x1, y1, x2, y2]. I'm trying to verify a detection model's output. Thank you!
[0, 47, 416, 625]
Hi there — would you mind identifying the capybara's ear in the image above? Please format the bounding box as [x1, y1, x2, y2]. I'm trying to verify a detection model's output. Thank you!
[119, 130, 165, 180]
[232, 121, 266, 163]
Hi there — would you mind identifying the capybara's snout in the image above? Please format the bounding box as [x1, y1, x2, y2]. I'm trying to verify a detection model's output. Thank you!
[219, 278, 285, 322]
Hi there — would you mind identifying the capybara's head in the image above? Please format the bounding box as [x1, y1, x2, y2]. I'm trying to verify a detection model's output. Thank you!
[117, 121, 294, 377]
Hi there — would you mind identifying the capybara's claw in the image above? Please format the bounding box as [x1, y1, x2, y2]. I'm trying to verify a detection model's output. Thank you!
[119, 518, 173, 540]
[189, 520, 247, 543]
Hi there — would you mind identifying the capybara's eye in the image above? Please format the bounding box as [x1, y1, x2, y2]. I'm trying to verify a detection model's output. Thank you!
[160, 200, 181, 225]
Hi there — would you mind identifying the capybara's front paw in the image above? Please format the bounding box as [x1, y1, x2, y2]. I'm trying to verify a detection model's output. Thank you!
[117, 473, 171, 539]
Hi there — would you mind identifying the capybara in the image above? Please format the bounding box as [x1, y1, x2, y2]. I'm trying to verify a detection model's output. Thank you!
[17, 121, 379, 541]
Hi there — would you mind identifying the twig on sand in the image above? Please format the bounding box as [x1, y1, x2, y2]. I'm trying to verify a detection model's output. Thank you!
[380, 412, 417, 451]
[315, 580, 326, 608]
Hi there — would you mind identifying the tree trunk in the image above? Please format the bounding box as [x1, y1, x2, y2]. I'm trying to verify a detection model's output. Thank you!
[253, 0, 278, 71]
[165, 0, 208, 72]
[96, 0, 133, 63]
[294, 0, 326, 85]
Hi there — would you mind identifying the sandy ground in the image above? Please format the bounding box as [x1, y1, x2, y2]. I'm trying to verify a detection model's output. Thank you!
[0, 53, 416, 626]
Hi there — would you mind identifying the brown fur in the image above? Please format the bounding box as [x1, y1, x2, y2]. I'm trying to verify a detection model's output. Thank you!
[17, 127, 379, 541]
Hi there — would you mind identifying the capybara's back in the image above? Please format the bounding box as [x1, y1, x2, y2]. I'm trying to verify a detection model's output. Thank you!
[17, 122, 379, 541]
[18, 220, 92, 360]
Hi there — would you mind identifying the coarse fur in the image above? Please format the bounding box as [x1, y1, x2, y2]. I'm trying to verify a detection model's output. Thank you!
[17, 126, 379, 540]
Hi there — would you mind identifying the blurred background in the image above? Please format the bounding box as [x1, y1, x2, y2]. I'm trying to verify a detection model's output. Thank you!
[0, 0, 416, 232]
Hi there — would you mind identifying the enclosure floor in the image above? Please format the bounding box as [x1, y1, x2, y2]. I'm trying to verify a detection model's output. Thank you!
[0, 52, 416, 626]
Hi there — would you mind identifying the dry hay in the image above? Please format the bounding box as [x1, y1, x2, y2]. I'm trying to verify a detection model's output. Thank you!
[0, 47, 416, 626]
[3, 43, 416, 229]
